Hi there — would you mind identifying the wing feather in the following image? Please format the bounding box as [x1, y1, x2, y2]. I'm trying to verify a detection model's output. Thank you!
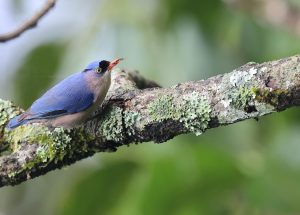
[25, 72, 94, 120]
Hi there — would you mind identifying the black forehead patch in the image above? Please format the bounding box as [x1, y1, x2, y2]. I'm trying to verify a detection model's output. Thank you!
[99, 60, 110, 70]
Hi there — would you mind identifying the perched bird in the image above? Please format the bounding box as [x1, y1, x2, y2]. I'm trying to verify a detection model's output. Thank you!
[7, 58, 123, 129]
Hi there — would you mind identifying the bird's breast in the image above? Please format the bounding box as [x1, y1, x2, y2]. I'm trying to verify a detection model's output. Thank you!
[89, 71, 111, 106]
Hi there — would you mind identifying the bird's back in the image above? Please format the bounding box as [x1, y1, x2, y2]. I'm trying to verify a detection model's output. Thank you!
[7, 72, 95, 129]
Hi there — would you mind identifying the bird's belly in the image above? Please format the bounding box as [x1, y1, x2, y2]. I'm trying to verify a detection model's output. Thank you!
[49, 107, 94, 128]
[49, 75, 111, 128]
[49, 93, 108, 128]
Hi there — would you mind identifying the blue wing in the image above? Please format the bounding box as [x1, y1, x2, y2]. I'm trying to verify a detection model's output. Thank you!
[29, 72, 94, 118]
[7, 72, 94, 129]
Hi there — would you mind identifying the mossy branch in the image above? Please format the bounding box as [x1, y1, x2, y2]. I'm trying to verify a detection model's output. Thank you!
[1, 55, 300, 187]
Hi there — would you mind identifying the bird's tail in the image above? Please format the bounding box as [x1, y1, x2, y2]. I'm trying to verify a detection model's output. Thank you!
[6, 114, 28, 129]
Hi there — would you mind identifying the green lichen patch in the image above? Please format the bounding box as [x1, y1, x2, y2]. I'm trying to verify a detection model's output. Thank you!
[0, 99, 22, 127]
[98, 106, 124, 142]
[4, 124, 49, 152]
[179, 92, 212, 136]
[146, 92, 212, 136]
[229, 87, 256, 111]
[4, 125, 75, 165]
[0, 99, 23, 152]
[124, 110, 140, 136]
[148, 95, 179, 122]
[43, 127, 72, 162]
[28, 127, 93, 169]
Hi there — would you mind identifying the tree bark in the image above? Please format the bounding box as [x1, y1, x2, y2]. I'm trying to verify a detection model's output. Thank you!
[1, 55, 300, 187]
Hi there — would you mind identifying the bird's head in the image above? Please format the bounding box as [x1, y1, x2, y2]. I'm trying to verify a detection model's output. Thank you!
[84, 58, 123, 74]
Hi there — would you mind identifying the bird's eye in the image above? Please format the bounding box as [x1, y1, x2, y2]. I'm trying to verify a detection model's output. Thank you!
[95, 67, 102, 73]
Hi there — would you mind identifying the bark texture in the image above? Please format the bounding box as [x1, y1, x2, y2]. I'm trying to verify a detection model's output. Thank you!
[1, 55, 300, 187]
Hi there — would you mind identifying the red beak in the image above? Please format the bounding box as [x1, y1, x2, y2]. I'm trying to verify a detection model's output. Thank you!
[108, 58, 124, 71]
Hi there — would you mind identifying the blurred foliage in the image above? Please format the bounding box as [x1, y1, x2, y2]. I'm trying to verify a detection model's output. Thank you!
[1, 0, 300, 215]
[160, 0, 224, 35]
[14, 43, 66, 108]
[58, 162, 138, 215]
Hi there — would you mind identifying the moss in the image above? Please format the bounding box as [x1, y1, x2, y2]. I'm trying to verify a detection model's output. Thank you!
[4, 124, 75, 167]
[4, 124, 49, 152]
[253, 88, 289, 107]
[6, 126, 95, 177]
[98, 106, 124, 142]
[124, 110, 140, 136]
[148, 95, 178, 122]
[179, 92, 211, 136]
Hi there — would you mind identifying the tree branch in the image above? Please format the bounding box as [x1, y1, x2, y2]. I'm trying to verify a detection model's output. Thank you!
[0, 0, 56, 42]
[1, 55, 300, 187]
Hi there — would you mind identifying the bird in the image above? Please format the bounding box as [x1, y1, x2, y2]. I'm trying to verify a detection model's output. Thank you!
[7, 58, 123, 129]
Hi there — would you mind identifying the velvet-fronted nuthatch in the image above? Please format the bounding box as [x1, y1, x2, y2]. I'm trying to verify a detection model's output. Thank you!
[7, 58, 123, 129]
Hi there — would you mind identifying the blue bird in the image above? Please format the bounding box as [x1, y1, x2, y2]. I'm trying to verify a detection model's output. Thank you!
[7, 58, 123, 129]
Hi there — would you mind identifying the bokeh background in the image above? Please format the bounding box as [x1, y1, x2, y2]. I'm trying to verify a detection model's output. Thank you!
[1, 0, 300, 214]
